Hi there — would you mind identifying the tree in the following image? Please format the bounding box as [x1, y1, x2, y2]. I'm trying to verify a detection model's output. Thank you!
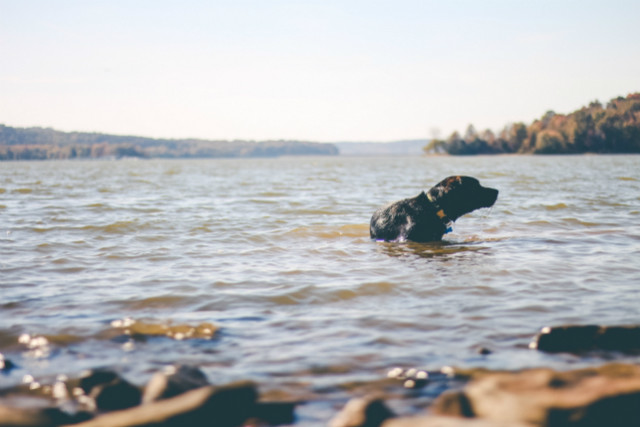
[533, 130, 566, 154]
[464, 124, 478, 142]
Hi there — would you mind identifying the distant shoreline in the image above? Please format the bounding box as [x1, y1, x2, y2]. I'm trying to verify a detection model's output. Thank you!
[0, 124, 339, 161]
[425, 93, 640, 155]
[3, 90, 640, 162]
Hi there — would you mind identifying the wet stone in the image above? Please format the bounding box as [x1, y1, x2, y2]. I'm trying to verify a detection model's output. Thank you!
[431, 363, 640, 426]
[531, 325, 640, 353]
[0, 354, 17, 373]
[477, 347, 492, 355]
[79, 369, 141, 412]
[78, 369, 119, 394]
[92, 379, 142, 412]
[143, 365, 210, 403]
[329, 396, 395, 427]
[386, 368, 429, 389]
[68, 381, 259, 427]
[0, 405, 84, 427]
[252, 401, 296, 426]
[110, 318, 218, 341]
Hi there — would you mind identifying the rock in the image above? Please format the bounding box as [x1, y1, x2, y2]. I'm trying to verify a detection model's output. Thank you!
[386, 367, 429, 389]
[0, 405, 57, 427]
[78, 369, 119, 394]
[142, 365, 209, 403]
[109, 319, 218, 341]
[432, 363, 640, 426]
[0, 405, 89, 427]
[79, 369, 142, 411]
[382, 415, 528, 426]
[252, 402, 296, 425]
[64, 382, 258, 427]
[0, 354, 17, 373]
[329, 397, 520, 427]
[329, 396, 395, 427]
[92, 379, 142, 412]
[531, 325, 640, 353]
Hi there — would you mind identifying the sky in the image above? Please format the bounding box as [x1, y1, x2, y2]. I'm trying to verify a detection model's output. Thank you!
[1, 1, 639, 142]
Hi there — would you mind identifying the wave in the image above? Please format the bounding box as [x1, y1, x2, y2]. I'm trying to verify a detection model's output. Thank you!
[286, 224, 369, 239]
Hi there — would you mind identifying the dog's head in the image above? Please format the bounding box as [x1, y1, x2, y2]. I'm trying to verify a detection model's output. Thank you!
[427, 176, 498, 222]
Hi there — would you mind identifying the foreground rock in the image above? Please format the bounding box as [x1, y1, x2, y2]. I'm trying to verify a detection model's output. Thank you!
[432, 363, 640, 426]
[142, 365, 209, 403]
[329, 396, 394, 427]
[63, 382, 258, 427]
[6, 360, 640, 426]
[331, 363, 640, 427]
[530, 325, 640, 353]
[79, 369, 142, 411]
[0, 365, 295, 427]
[0, 406, 84, 427]
[329, 396, 526, 427]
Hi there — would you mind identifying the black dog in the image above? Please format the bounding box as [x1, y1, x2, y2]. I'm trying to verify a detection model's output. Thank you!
[370, 176, 498, 242]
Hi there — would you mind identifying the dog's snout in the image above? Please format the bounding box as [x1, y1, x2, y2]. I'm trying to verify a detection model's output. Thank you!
[485, 187, 499, 207]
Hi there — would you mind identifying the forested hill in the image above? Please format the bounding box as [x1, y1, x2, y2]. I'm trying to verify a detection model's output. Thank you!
[425, 93, 640, 155]
[0, 125, 338, 160]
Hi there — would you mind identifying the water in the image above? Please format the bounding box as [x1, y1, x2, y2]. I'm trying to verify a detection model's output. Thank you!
[1, 155, 640, 421]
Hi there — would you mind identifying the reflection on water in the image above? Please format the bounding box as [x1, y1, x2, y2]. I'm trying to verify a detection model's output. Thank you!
[1, 155, 640, 422]
[377, 239, 491, 259]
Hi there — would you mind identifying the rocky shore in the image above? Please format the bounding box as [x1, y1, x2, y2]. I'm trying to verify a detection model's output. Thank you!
[2, 324, 640, 426]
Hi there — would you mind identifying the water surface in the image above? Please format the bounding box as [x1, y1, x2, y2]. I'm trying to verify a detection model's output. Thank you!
[1, 155, 640, 421]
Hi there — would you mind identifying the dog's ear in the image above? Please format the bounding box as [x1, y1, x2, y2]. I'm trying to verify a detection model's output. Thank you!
[428, 176, 474, 200]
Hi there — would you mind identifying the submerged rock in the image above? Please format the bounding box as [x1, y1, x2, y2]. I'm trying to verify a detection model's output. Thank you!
[386, 367, 430, 389]
[531, 325, 640, 353]
[432, 363, 640, 426]
[109, 318, 218, 341]
[476, 347, 492, 356]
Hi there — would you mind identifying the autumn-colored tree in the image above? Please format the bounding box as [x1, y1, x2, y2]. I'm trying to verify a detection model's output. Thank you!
[425, 93, 640, 155]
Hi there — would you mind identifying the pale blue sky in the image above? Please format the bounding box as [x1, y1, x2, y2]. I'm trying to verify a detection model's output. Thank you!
[1, 0, 639, 141]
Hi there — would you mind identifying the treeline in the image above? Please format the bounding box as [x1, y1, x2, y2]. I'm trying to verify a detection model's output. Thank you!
[425, 93, 640, 155]
[0, 126, 338, 160]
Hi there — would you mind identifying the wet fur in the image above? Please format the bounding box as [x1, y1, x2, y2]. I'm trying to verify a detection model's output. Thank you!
[370, 176, 498, 242]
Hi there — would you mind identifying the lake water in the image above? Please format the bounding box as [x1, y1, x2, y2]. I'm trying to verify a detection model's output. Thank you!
[1, 155, 640, 422]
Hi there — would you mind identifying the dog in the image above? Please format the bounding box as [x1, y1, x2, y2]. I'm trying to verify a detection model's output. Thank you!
[370, 176, 498, 242]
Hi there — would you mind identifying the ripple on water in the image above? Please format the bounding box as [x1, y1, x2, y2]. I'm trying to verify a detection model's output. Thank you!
[544, 203, 569, 210]
[261, 280, 401, 307]
[111, 294, 202, 310]
[1, 156, 640, 420]
[287, 224, 369, 239]
[12, 188, 33, 194]
[78, 220, 149, 235]
[561, 218, 600, 227]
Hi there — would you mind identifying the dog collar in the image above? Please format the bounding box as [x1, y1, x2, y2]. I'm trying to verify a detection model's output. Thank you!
[426, 192, 453, 233]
